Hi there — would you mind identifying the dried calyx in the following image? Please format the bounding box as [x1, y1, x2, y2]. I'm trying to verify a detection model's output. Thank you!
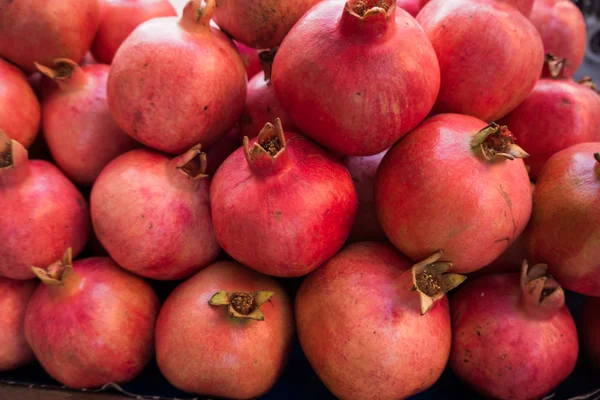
[411, 251, 466, 315]
[34, 58, 78, 81]
[543, 54, 567, 79]
[259, 47, 278, 82]
[579, 77, 598, 92]
[31, 248, 73, 285]
[181, 0, 215, 31]
[520, 260, 564, 318]
[209, 290, 274, 321]
[471, 123, 529, 162]
[175, 144, 208, 180]
[244, 118, 286, 163]
[594, 153, 600, 164]
[0, 134, 13, 169]
[348, 0, 393, 17]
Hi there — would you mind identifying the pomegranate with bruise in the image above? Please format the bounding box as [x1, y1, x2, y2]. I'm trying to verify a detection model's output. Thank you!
[272, 0, 440, 156]
[376, 114, 532, 273]
[450, 262, 578, 399]
[107, 0, 246, 154]
[211, 120, 357, 277]
[25, 250, 159, 388]
[296, 243, 465, 400]
[581, 296, 600, 368]
[156, 261, 294, 399]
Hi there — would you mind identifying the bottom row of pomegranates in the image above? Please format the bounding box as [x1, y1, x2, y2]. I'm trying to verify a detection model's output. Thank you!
[2, 241, 594, 400]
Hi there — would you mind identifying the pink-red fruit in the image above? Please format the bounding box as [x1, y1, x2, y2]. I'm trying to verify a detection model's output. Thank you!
[211, 120, 358, 277]
[272, 0, 440, 156]
[107, 0, 247, 154]
[156, 261, 294, 399]
[419, 0, 534, 16]
[235, 41, 262, 78]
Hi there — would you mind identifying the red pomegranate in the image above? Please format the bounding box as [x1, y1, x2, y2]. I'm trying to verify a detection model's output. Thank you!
[211, 120, 357, 277]
[296, 243, 466, 400]
[212, 0, 322, 49]
[0, 132, 90, 280]
[156, 260, 294, 399]
[235, 41, 262, 78]
[239, 49, 296, 139]
[450, 262, 578, 399]
[581, 296, 600, 368]
[91, 0, 176, 64]
[0, 0, 99, 72]
[397, 0, 421, 16]
[107, 0, 247, 154]
[529, 0, 587, 78]
[527, 143, 600, 296]
[0, 59, 40, 149]
[376, 114, 532, 273]
[36, 59, 138, 186]
[25, 249, 159, 388]
[0, 278, 36, 371]
[417, 0, 543, 122]
[343, 150, 388, 243]
[91, 145, 220, 280]
[272, 0, 440, 156]
[419, 0, 534, 16]
[499, 65, 600, 180]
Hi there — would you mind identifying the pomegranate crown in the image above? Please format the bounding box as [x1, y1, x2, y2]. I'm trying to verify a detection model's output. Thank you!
[31, 248, 73, 285]
[346, 0, 395, 18]
[258, 47, 278, 82]
[579, 77, 598, 93]
[209, 290, 274, 321]
[543, 54, 567, 79]
[243, 118, 286, 164]
[520, 260, 565, 318]
[175, 144, 209, 180]
[0, 130, 13, 169]
[471, 123, 529, 162]
[34, 58, 79, 81]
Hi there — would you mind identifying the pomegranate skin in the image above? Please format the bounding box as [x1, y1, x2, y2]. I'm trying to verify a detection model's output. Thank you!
[529, 0, 586, 79]
[107, 1, 247, 154]
[91, 0, 177, 64]
[272, 0, 440, 156]
[450, 273, 578, 399]
[25, 256, 159, 388]
[397, 0, 421, 16]
[0, 59, 40, 149]
[376, 114, 532, 273]
[156, 261, 294, 399]
[91, 148, 220, 280]
[235, 41, 262, 78]
[419, 0, 534, 16]
[211, 128, 358, 277]
[0, 278, 36, 371]
[526, 143, 600, 296]
[417, 0, 543, 122]
[0, 0, 99, 72]
[499, 79, 600, 181]
[212, 0, 322, 49]
[581, 296, 600, 368]
[40, 62, 138, 186]
[296, 242, 453, 400]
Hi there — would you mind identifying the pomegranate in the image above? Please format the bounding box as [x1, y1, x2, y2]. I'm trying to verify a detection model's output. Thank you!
[210, 120, 358, 277]
[450, 261, 578, 399]
[239, 49, 296, 139]
[581, 296, 600, 368]
[212, 0, 322, 49]
[417, 0, 543, 122]
[25, 249, 159, 388]
[0, 58, 40, 149]
[156, 260, 294, 399]
[397, 0, 421, 16]
[0, 0, 99, 72]
[0, 278, 36, 371]
[419, 0, 534, 16]
[91, 145, 220, 280]
[235, 41, 262, 78]
[272, 0, 440, 156]
[526, 143, 600, 296]
[0, 132, 90, 280]
[343, 150, 388, 243]
[376, 114, 532, 273]
[107, 0, 247, 154]
[36, 59, 138, 186]
[296, 243, 466, 400]
[91, 0, 176, 64]
[499, 63, 600, 180]
[529, 0, 587, 79]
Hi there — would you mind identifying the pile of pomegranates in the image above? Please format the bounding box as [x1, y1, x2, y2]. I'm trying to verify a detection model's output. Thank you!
[0, 0, 599, 398]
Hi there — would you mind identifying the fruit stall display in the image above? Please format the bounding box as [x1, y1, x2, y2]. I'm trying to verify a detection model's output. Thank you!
[0, 0, 599, 399]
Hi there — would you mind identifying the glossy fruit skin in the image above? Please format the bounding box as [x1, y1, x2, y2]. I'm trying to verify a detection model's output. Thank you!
[296, 242, 452, 400]
[417, 0, 544, 122]
[213, 0, 322, 49]
[0, 278, 36, 371]
[419, 0, 534, 16]
[156, 261, 294, 399]
[527, 143, 600, 296]
[24, 257, 159, 388]
[499, 80, 600, 180]
[272, 0, 440, 156]
[450, 273, 578, 400]
[581, 296, 600, 368]
[235, 41, 262, 78]
[107, 15, 247, 154]
[0, 0, 99, 72]
[376, 114, 532, 273]
[0, 58, 40, 148]
[211, 132, 358, 277]
[91, 149, 220, 280]
[41, 64, 138, 186]
[529, 0, 587, 79]
[91, 0, 176, 64]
